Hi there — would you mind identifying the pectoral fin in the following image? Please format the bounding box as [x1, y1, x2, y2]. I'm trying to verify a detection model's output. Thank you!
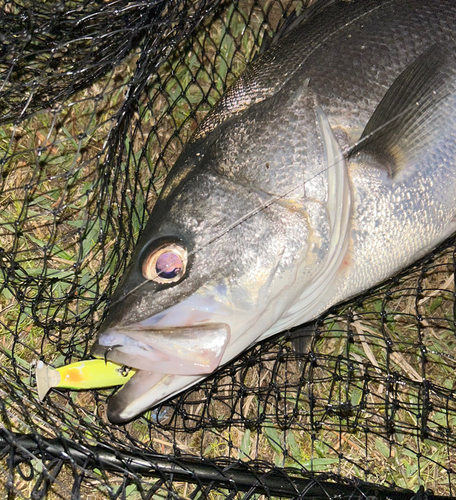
[349, 45, 454, 178]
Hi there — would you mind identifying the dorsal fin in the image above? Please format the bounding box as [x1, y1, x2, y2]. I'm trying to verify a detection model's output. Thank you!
[348, 45, 454, 178]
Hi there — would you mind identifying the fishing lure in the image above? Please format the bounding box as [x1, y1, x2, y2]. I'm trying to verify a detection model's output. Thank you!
[36, 359, 135, 400]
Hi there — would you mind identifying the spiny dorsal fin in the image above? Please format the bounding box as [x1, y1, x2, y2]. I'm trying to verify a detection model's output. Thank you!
[349, 45, 454, 178]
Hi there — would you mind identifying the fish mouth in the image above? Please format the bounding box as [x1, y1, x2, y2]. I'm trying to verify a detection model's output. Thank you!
[91, 321, 231, 424]
[91, 322, 231, 375]
[90, 293, 237, 422]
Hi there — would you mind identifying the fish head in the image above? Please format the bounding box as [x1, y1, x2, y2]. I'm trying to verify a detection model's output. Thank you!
[91, 143, 316, 423]
[90, 77, 355, 423]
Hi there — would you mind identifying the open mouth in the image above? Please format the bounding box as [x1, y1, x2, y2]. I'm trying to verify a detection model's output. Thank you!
[91, 322, 231, 375]
[89, 322, 231, 423]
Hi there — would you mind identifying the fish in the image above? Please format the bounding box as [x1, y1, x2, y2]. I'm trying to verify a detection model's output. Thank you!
[90, 0, 456, 423]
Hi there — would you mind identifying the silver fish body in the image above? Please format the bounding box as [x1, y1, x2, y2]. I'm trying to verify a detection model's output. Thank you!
[92, 0, 456, 422]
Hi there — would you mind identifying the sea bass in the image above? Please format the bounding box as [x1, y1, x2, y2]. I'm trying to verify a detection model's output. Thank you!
[91, 0, 456, 423]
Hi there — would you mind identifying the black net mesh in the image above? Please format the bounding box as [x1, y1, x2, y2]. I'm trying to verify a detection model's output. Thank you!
[1, 0, 456, 498]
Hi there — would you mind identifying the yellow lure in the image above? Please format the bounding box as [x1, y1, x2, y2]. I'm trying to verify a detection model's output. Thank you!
[35, 359, 135, 400]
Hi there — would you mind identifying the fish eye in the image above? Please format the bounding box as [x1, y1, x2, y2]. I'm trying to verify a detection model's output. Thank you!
[142, 243, 187, 283]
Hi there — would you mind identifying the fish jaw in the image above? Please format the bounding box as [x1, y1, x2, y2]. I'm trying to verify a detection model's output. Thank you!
[90, 280, 300, 422]
[91, 279, 274, 377]
[105, 371, 202, 424]
[91, 302, 232, 423]
[91, 322, 231, 375]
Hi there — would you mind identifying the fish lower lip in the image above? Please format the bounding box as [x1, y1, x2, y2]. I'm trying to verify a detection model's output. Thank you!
[90, 322, 231, 375]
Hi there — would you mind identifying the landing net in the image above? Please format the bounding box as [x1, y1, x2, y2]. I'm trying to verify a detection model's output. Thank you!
[1, 0, 455, 498]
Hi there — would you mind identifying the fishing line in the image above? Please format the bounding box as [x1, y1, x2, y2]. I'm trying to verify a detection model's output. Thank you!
[186, 87, 449, 259]
[102, 9, 454, 312]
[110, 95, 447, 308]
[105, 87, 440, 311]
[102, 1, 404, 308]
